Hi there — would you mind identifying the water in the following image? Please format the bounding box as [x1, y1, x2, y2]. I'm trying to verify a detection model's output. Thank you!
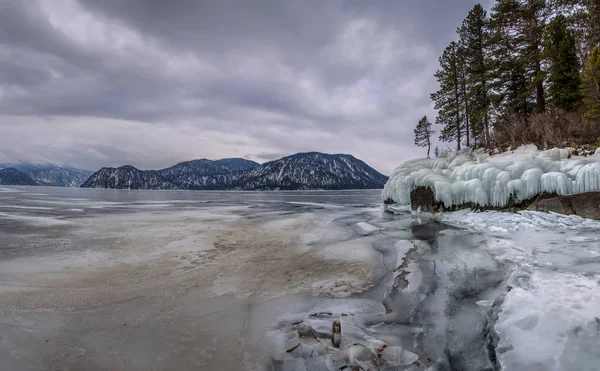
[0, 186, 509, 370]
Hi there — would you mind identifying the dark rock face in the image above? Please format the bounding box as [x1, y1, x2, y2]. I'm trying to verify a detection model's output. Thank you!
[410, 187, 447, 213]
[82, 153, 388, 191]
[0, 168, 38, 186]
[528, 192, 600, 220]
[406, 186, 600, 220]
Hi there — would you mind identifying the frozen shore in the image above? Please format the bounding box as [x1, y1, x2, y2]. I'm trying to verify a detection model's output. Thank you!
[1, 186, 599, 370]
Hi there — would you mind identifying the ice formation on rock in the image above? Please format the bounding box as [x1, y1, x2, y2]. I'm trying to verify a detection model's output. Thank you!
[382, 145, 600, 208]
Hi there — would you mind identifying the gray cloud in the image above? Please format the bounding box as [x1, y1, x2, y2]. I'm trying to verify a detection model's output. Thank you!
[0, 0, 485, 174]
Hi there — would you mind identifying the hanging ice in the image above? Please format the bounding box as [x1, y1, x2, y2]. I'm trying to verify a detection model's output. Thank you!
[382, 145, 600, 208]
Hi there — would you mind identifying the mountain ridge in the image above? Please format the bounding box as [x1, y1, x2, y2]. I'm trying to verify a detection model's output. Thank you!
[82, 153, 387, 190]
[0, 163, 94, 187]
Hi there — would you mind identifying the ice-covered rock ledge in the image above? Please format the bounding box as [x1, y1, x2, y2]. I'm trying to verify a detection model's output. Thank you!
[382, 145, 600, 219]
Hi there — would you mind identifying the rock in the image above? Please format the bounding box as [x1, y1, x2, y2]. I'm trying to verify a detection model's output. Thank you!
[528, 192, 600, 220]
[331, 320, 341, 348]
[406, 186, 600, 220]
[410, 187, 448, 213]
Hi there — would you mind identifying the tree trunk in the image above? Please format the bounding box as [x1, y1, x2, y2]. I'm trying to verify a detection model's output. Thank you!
[536, 61, 546, 113]
[453, 59, 462, 150]
[461, 68, 470, 147]
[484, 113, 491, 148]
[532, 14, 546, 113]
[482, 78, 490, 147]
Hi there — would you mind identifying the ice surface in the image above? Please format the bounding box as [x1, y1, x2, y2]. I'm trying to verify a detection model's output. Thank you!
[383, 145, 600, 208]
[0, 187, 21, 193]
[4, 185, 600, 370]
[439, 208, 600, 232]
[0, 211, 71, 226]
[436, 207, 600, 370]
[496, 268, 600, 371]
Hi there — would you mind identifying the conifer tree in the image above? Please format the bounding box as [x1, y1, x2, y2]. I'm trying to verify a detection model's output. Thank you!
[567, 0, 600, 55]
[489, 0, 555, 114]
[414, 116, 436, 157]
[458, 4, 492, 147]
[489, 0, 534, 116]
[545, 15, 583, 111]
[431, 42, 463, 150]
[582, 46, 600, 121]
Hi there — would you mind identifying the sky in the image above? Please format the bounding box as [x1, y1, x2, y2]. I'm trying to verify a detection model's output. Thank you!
[0, 0, 491, 174]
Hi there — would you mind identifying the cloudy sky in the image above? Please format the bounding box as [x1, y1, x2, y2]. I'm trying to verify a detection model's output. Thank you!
[0, 0, 490, 174]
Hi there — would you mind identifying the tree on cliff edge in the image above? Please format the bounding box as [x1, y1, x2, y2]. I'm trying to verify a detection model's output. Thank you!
[414, 116, 436, 157]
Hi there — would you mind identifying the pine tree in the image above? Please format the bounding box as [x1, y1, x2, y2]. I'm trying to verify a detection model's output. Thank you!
[414, 116, 436, 157]
[567, 0, 600, 55]
[431, 42, 464, 150]
[588, 0, 600, 49]
[489, 0, 534, 116]
[582, 46, 600, 121]
[545, 15, 583, 111]
[489, 0, 555, 114]
[458, 4, 493, 147]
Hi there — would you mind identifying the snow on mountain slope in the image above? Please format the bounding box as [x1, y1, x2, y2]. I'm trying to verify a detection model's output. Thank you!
[225, 152, 388, 190]
[212, 158, 260, 172]
[82, 153, 387, 190]
[0, 163, 94, 187]
[383, 145, 600, 208]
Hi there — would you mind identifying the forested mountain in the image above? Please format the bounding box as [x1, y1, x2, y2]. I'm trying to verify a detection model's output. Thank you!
[421, 0, 600, 153]
[157, 158, 259, 186]
[81, 166, 178, 190]
[81, 153, 387, 190]
[0, 168, 38, 186]
[0, 163, 94, 187]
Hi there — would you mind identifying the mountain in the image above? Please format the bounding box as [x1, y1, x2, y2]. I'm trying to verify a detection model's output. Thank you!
[81, 153, 388, 190]
[81, 165, 178, 190]
[212, 158, 260, 173]
[0, 163, 94, 187]
[157, 158, 259, 186]
[225, 152, 388, 190]
[0, 168, 38, 186]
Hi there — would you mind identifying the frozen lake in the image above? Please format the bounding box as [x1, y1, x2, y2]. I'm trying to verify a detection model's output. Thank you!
[1, 186, 599, 370]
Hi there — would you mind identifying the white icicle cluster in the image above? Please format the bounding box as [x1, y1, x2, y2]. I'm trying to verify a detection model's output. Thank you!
[382, 145, 600, 208]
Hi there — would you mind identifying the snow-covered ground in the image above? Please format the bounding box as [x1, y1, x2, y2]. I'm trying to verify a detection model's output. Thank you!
[383, 145, 600, 208]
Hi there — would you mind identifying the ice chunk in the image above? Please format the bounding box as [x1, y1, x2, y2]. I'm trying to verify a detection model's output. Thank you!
[354, 222, 380, 235]
[382, 145, 600, 209]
